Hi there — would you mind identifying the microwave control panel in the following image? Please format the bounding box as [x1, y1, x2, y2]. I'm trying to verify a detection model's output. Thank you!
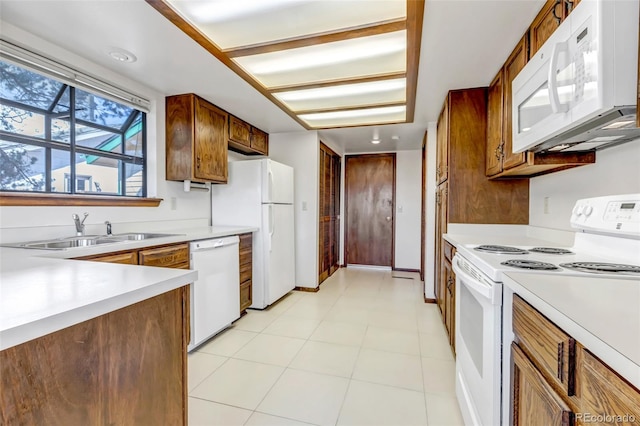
[571, 194, 640, 236]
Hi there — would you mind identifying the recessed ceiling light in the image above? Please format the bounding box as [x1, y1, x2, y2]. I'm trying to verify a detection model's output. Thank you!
[391, 135, 400, 140]
[105, 47, 137, 63]
[371, 139, 381, 144]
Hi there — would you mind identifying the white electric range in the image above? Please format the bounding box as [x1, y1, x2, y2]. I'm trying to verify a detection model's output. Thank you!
[451, 194, 640, 426]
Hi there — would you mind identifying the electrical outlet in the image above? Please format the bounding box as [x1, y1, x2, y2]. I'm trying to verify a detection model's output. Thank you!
[544, 197, 550, 214]
[302, 201, 308, 211]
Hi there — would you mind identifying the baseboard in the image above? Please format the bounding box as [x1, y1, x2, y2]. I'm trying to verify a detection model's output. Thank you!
[294, 286, 319, 293]
[392, 268, 420, 273]
[423, 296, 437, 304]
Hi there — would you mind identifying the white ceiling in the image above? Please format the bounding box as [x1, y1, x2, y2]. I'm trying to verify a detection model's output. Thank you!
[0, 0, 543, 153]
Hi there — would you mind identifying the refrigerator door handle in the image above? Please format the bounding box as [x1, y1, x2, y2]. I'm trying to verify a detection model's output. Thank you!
[268, 169, 274, 202]
[269, 204, 274, 252]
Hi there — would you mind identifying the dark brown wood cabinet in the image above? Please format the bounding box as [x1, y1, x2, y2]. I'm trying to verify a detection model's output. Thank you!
[166, 93, 228, 184]
[77, 242, 190, 269]
[239, 233, 253, 313]
[441, 240, 456, 353]
[319, 142, 341, 284]
[486, 35, 594, 179]
[530, 0, 580, 57]
[511, 294, 640, 426]
[434, 89, 529, 341]
[228, 115, 269, 156]
[0, 287, 190, 425]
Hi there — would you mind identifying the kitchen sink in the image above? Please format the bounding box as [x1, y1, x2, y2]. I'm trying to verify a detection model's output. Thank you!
[2, 233, 183, 250]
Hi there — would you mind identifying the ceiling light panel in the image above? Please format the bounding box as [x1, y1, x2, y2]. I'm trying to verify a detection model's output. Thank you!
[299, 105, 406, 128]
[167, 0, 406, 49]
[233, 31, 406, 87]
[274, 78, 406, 111]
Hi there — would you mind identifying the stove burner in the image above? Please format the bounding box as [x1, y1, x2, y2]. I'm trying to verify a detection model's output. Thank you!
[528, 247, 574, 255]
[559, 262, 640, 276]
[501, 260, 560, 270]
[474, 245, 528, 255]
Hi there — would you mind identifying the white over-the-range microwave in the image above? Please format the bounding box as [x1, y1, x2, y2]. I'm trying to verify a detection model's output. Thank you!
[512, 0, 640, 154]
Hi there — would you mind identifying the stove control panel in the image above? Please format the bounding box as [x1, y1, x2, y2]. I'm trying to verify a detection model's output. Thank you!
[571, 194, 640, 237]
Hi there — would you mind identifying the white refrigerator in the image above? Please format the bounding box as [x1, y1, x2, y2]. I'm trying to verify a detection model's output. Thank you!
[211, 159, 295, 309]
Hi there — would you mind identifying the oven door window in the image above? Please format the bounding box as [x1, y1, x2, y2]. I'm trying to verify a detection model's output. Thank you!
[460, 283, 484, 375]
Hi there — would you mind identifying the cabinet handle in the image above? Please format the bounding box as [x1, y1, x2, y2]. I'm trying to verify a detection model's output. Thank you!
[557, 341, 564, 382]
[552, 0, 563, 25]
[196, 156, 201, 169]
[564, 0, 574, 14]
[436, 193, 441, 205]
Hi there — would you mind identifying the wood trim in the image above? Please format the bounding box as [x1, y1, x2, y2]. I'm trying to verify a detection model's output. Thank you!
[0, 192, 163, 207]
[392, 268, 420, 273]
[420, 131, 427, 282]
[144, 0, 311, 130]
[270, 72, 407, 93]
[294, 286, 320, 293]
[294, 101, 406, 116]
[424, 296, 436, 304]
[309, 120, 408, 131]
[405, 0, 425, 122]
[225, 19, 406, 58]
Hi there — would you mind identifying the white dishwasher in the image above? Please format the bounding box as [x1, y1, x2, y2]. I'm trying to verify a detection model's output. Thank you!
[188, 236, 240, 352]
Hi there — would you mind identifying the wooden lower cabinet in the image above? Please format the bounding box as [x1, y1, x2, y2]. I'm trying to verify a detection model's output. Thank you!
[437, 239, 456, 353]
[0, 287, 190, 425]
[77, 242, 190, 269]
[512, 343, 574, 426]
[239, 233, 253, 312]
[512, 294, 640, 426]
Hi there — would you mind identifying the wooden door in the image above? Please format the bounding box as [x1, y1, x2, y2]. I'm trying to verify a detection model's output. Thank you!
[486, 70, 504, 176]
[345, 154, 395, 267]
[319, 143, 341, 283]
[436, 100, 449, 185]
[512, 343, 574, 426]
[502, 35, 529, 170]
[194, 97, 228, 182]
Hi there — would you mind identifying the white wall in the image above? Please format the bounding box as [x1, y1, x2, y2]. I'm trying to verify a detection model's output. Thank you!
[395, 150, 422, 270]
[530, 141, 640, 231]
[0, 23, 212, 243]
[424, 124, 437, 299]
[268, 131, 320, 288]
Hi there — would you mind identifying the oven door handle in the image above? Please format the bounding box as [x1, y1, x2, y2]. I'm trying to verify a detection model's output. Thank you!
[452, 256, 502, 305]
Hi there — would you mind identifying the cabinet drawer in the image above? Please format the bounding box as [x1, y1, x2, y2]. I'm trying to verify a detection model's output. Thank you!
[239, 249, 252, 267]
[443, 240, 456, 263]
[513, 295, 576, 396]
[580, 348, 640, 422]
[240, 280, 252, 312]
[139, 243, 190, 268]
[78, 250, 138, 265]
[228, 116, 251, 147]
[240, 262, 252, 284]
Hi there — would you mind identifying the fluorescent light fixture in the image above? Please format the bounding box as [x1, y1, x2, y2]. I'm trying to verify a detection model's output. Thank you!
[300, 105, 405, 121]
[177, 0, 304, 23]
[299, 105, 406, 128]
[234, 31, 406, 75]
[276, 79, 406, 102]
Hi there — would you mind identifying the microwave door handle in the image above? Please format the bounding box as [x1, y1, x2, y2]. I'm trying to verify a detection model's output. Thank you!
[549, 41, 570, 114]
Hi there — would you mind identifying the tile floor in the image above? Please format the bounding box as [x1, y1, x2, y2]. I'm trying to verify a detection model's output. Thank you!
[188, 267, 464, 426]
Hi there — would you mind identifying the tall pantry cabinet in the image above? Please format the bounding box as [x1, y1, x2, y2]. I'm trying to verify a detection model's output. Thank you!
[434, 88, 529, 351]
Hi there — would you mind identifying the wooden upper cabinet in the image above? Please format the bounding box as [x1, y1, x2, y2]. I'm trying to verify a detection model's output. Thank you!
[502, 36, 529, 170]
[227, 115, 269, 156]
[166, 93, 228, 184]
[512, 343, 575, 426]
[530, 0, 564, 56]
[228, 116, 251, 147]
[486, 70, 505, 176]
[250, 127, 268, 155]
[436, 101, 449, 185]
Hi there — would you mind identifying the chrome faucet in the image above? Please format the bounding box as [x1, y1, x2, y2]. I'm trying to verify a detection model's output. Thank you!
[72, 212, 89, 236]
[104, 221, 112, 236]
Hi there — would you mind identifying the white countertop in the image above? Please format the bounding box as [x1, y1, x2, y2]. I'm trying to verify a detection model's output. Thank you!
[0, 225, 256, 351]
[503, 272, 640, 389]
[444, 224, 575, 248]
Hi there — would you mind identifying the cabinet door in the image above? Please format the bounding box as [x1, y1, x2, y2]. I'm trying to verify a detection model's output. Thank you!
[530, 0, 565, 56]
[486, 70, 504, 176]
[443, 259, 455, 352]
[502, 35, 529, 170]
[512, 343, 574, 426]
[434, 183, 448, 317]
[229, 116, 251, 147]
[436, 100, 449, 185]
[194, 97, 228, 183]
[250, 127, 268, 155]
[78, 251, 138, 265]
[139, 243, 190, 269]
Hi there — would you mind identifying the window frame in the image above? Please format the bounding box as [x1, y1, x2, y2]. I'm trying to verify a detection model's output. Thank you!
[0, 59, 159, 206]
